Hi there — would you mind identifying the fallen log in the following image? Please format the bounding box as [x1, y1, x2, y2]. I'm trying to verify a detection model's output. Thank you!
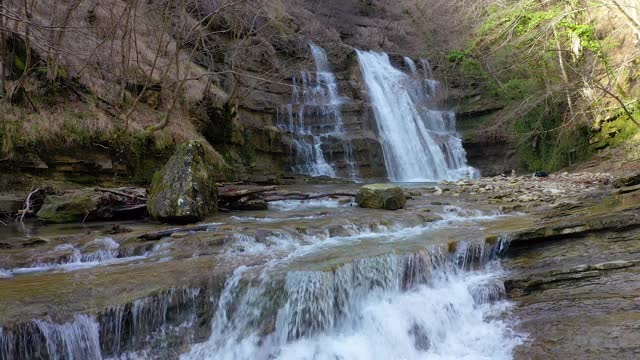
[263, 192, 356, 202]
[138, 224, 217, 241]
[94, 187, 146, 199]
[218, 186, 277, 199]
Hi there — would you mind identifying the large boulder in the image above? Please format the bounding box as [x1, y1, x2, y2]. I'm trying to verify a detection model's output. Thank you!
[37, 191, 97, 223]
[147, 141, 218, 224]
[355, 184, 406, 210]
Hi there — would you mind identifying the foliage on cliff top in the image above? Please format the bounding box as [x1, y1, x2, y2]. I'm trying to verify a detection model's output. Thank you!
[450, 0, 640, 171]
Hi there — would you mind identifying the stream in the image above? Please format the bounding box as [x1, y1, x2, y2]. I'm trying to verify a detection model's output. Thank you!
[0, 184, 528, 360]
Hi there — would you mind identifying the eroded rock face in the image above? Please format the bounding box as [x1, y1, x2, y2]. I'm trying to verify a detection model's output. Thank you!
[147, 141, 218, 224]
[612, 172, 640, 188]
[355, 184, 406, 210]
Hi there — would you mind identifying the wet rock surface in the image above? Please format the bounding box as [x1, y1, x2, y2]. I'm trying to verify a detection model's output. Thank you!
[498, 184, 640, 359]
[2, 171, 640, 359]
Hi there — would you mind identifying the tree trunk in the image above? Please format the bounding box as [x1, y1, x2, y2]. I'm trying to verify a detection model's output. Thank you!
[553, 27, 575, 117]
[47, 0, 82, 81]
[11, 0, 33, 101]
[611, 0, 640, 42]
[0, 0, 5, 97]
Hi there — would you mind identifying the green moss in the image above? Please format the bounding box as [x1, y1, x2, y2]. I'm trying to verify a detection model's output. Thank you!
[36, 193, 96, 223]
[447, 50, 487, 81]
[485, 235, 499, 245]
[590, 107, 640, 150]
[147, 141, 218, 223]
[514, 103, 593, 171]
[495, 79, 541, 101]
[112, 132, 174, 184]
[355, 184, 406, 210]
[447, 50, 468, 63]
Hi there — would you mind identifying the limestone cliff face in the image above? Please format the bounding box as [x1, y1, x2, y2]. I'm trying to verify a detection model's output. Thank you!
[0, 0, 503, 184]
[228, 47, 387, 181]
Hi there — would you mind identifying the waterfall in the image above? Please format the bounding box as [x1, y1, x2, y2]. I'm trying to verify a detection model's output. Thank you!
[0, 315, 102, 360]
[182, 240, 522, 360]
[357, 50, 479, 182]
[279, 43, 359, 180]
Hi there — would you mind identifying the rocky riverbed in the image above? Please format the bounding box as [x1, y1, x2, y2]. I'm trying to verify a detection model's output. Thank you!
[0, 172, 639, 359]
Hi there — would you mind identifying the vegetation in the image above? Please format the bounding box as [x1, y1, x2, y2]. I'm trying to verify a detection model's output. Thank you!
[1, 0, 639, 180]
[0, 0, 310, 183]
[441, 0, 640, 171]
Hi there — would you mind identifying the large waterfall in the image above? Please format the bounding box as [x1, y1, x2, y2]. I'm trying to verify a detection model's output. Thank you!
[357, 50, 478, 182]
[279, 44, 358, 179]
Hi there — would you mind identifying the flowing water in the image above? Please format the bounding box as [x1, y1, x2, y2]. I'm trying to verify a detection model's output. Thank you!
[183, 241, 520, 360]
[278, 44, 358, 180]
[357, 50, 479, 182]
[0, 187, 527, 359]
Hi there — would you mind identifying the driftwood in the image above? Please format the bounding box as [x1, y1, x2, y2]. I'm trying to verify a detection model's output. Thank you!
[95, 187, 146, 199]
[19, 188, 40, 222]
[17, 187, 58, 221]
[18, 184, 355, 224]
[138, 224, 216, 241]
[218, 186, 277, 199]
[263, 192, 356, 202]
[218, 184, 355, 210]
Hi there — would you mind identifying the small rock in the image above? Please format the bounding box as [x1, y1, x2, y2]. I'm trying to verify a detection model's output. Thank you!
[590, 260, 634, 271]
[171, 231, 190, 239]
[355, 184, 406, 210]
[22, 237, 49, 247]
[419, 213, 443, 223]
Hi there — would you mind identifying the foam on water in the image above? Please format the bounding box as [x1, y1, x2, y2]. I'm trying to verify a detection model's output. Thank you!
[221, 207, 509, 260]
[268, 198, 350, 211]
[230, 215, 325, 223]
[0, 237, 155, 278]
[182, 239, 522, 360]
[0, 269, 11, 279]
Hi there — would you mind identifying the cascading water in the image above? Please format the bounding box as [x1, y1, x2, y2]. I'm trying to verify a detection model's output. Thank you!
[278, 43, 359, 179]
[182, 240, 522, 360]
[0, 315, 102, 360]
[0, 202, 525, 360]
[357, 50, 479, 182]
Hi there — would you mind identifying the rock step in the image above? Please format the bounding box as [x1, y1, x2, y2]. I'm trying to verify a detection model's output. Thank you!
[505, 260, 637, 297]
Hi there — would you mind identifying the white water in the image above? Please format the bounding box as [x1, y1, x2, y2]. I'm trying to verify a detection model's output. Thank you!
[183, 240, 522, 360]
[357, 50, 479, 182]
[34, 315, 103, 360]
[0, 237, 156, 278]
[0, 315, 102, 360]
[268, 198, 350, 211]
[0, 209, 522, 360]
[279, 43, 358, 179]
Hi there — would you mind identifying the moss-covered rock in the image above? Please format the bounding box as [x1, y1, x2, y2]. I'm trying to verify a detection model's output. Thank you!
[36, 191, 97, 223]
[355, 184, 406, 210]
[147, 141, 218, 224]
